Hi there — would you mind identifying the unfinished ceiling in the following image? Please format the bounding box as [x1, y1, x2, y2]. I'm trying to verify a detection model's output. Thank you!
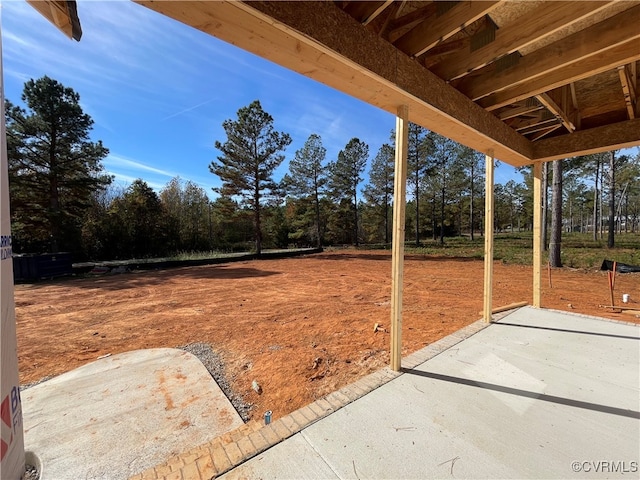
[32, 0, 640, 167]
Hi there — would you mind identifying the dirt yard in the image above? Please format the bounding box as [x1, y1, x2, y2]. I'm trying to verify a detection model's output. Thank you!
[14, 250, 640, 421]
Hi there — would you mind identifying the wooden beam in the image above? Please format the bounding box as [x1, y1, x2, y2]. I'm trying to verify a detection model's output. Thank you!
[518, 120, 561, 137]
[532, 162, 542, 308]
[462, 5, 640, 101]
[363, 1, 393, 26]
[618, 65, 637, 120]
[26, 0, 81, 40]
[387, 2, 437, 41]
[139, 1, 533, 166]
[513, 115, 557, 133]
[390, 105, 409, 372]
[498, 103, 543, 121]
[533, 118, 640, 162]
[346, 1, 393, 26]
[479, 39, 640, 111]
[483, 152, 495, 323]
[569, 83, 581, 130]
[394, 1, 501, 58]
[431, 1, 610, 81]
[536, 93, 575, 132]
[529, 124, 562, 142]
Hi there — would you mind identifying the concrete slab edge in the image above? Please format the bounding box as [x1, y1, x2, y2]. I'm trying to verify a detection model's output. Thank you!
[537, 306, 640, 327]
[129, 309, 521, 480]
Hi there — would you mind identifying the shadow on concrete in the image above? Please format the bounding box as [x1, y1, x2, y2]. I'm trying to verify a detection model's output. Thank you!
[402, 368, 640, 419]
[494, 322, 640, 341]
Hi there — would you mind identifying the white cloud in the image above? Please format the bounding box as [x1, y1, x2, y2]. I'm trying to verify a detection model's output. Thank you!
[107, 172, 165, 192]
[103, 154, 176, 178]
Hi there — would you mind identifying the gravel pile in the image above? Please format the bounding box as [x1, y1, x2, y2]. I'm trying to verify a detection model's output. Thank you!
[178, 342, 252, 422]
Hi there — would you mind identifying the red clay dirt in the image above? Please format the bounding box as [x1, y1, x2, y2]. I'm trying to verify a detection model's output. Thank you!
[14, 250, 640, 421]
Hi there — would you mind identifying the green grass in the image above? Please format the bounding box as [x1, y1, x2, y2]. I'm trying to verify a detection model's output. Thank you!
[397, 232, 640, 270]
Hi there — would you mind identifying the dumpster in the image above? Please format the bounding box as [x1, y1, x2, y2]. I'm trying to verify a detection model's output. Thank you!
[13, 253, 73, 282]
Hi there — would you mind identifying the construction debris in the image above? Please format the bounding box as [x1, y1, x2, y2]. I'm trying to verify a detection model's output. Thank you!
[251, 380, 262, 394]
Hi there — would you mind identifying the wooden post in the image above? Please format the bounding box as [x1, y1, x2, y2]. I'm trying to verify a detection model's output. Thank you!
[483, 152, 495, 323]
[390, 105, 409, 372]
[532, 162, 542, 307]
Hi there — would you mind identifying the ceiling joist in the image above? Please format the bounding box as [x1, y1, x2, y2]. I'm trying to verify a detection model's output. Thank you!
[536, 92, 575, 133]
[394, 1, 502, 58]
[498, 103, 543, 121]
[431, 1, 611, 81]
[479, 40, 640, 111]
[529, 124, 563, 142]
[461, 5, 640, 101]
[345, 0, 393, 26]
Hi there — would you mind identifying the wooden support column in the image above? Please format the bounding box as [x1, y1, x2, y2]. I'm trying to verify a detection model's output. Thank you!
[483, 152, 495, 323]
[532, 161, 543, 307]
[390, 105, 409, 372]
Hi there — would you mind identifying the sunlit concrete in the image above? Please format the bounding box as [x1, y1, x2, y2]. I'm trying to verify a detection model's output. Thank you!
[223, 308, 640, 479]
[22, 348, 243, 479]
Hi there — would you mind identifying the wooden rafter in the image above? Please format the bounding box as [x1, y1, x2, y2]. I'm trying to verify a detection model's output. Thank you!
[519, 120, 561, 136]
[385, 3, 437, 42]
[394, 1, 502, 58]
[479, 40, 640, 111]
[529, 124, 563, 142]
[618, 65, 637, 120]
[346, 0, 394, 26]
[369, 2, 401, 38]
[514, 116, 556, 132]
[536, 92, 575, 132]
[498, 102, 543, 121]
[460, 5, 640, 101]
[431, 1, 610, 81]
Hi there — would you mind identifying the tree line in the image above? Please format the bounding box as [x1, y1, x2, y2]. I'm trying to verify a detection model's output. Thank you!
[6, 77, 640, 262]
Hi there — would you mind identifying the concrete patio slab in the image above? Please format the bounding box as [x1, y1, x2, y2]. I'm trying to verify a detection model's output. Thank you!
[222, 307, 640, 479]
[22, 348, 243, 479]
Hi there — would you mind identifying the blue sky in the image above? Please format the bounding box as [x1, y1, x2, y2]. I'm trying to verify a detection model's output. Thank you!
[3, 0, 524, 197]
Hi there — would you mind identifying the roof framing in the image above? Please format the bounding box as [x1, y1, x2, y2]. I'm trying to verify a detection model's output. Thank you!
[430, 1, 612, 81]
[98, 0, 640, 166]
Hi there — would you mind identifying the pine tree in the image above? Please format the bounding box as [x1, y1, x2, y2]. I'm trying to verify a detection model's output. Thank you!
[282, 133, 327, 248]
[5, 76, 110, 254]
[329, 138, 368, 246]
[428, 132, 458, 244]
[407, 123, 432, 246]
[210, 100, 291, 255]
[364, 143, 394, 244]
